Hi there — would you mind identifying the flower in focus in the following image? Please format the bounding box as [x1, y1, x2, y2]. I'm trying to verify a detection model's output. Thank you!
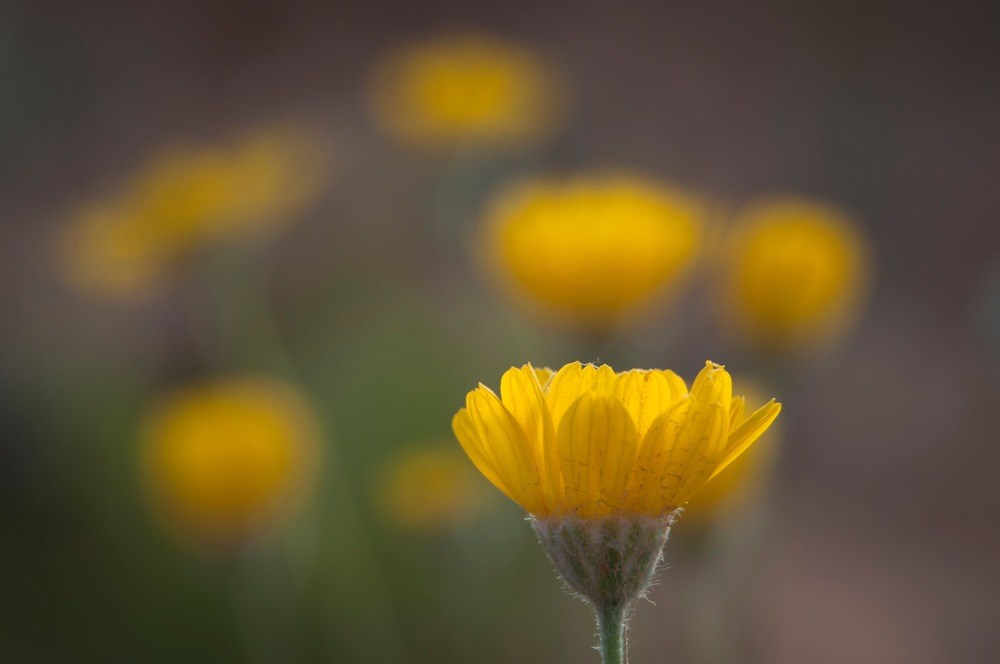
[453, 361, 780, 519]
[679, 377, 781, 524]
[452, 361, 780, 661]
[373, 445, 488, 532]
[368, 32, 566, 148]
[717, 196, 871, 351]
[481, 175, 706, 331]
[140, 376, 320, 548]
[56, 123, 330, 300]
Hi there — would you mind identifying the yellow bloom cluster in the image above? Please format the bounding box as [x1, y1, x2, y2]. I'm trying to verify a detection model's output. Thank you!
[56, 123, 329, 300]
[140, 376, 319, 546]
[719, 196, 870, 350]
[453, 361, 780, 519]
[482, 175, 705, 329]
[368, 33, 565, 147]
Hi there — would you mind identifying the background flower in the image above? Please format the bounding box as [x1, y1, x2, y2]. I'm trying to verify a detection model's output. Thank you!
[54, 123, 330, 300]
[480, 175, 705, 332]
[368, 32, 567, 148]
[140, 376, 320, 548]
[716, 196, 871, 352]
[373, 444, 488, 532]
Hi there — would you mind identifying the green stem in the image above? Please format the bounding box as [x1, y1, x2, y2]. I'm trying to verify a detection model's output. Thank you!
[597, 602, 627, 664]
[188, 244, 409, 661]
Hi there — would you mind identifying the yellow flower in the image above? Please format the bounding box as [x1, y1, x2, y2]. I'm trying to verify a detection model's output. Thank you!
[452, 361, 780, 519]
[481, 175, 705, 330]
[718, 196, 871, 350]
[140, 376, 320, 547]
[213, 124, 330, 234]
[55, 200, 176, 300]
[368, 33, 566, 147]
[679, 377, 780, 523]
[374, 445, 487, 531]
[55, 123, 329, 300]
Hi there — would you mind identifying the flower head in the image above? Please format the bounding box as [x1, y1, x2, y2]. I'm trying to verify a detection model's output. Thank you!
[56, 123, 329, 300]
[481, 175, 705, 330]
[452, 361, 780, 519]
[140, 376, 320, 547]
[368, 32, 566, 147]
[373, 445, 488, 532]
[718, 196, 871, 351]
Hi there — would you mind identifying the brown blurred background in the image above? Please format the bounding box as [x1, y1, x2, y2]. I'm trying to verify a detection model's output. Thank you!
[2, 1, 999, 662]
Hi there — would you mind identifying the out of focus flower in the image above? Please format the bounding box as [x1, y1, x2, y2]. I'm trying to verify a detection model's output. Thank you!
[480, 175, 705, 331]
[140, 376, 320, 548]
[56, 123, 329, 300]
[679, 377, 781, 524]
[452, 361, 780, 662]
[717, 196, 871, 352]
[368, 33, 566, 148]
[373, 445, 487, 532]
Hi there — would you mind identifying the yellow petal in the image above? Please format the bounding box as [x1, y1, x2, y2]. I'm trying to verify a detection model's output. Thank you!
[613, 369, 687, 439]
[466, 386, 544, 512]
[499, 365, 549, 447]
[728, 395, 746, 430]
[710, 400, 781, 480]
[532, 366, 555, 389]
[660, 370, 688, 399]
[689, 361, 732, 408]
[555, 392, 638, 517]
[627, 396, 691, 513]
[452, 408, 517, 503]
[499, 364, 559, 510]
[637, 394, 727, 509]
[671, 401, 728, 503]
[545, 362, 617, 426]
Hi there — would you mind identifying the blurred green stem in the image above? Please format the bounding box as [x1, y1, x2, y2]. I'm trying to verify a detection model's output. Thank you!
[597, 602, 626, 664]
[190, 242, 409, 661]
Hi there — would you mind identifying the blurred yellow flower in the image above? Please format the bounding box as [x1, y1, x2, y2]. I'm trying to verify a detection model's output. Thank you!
[56, 201, 175, 300]
[481, 175, 706, 330]
[718, 196, 871, 351]
[679, 377, 781, 523]
[374, 445, 487, 531]
[368, 33, 566, 147]
[56, 123, 329, 300]
[452, 361, 780, 519]
[140, 376, 320, 547]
